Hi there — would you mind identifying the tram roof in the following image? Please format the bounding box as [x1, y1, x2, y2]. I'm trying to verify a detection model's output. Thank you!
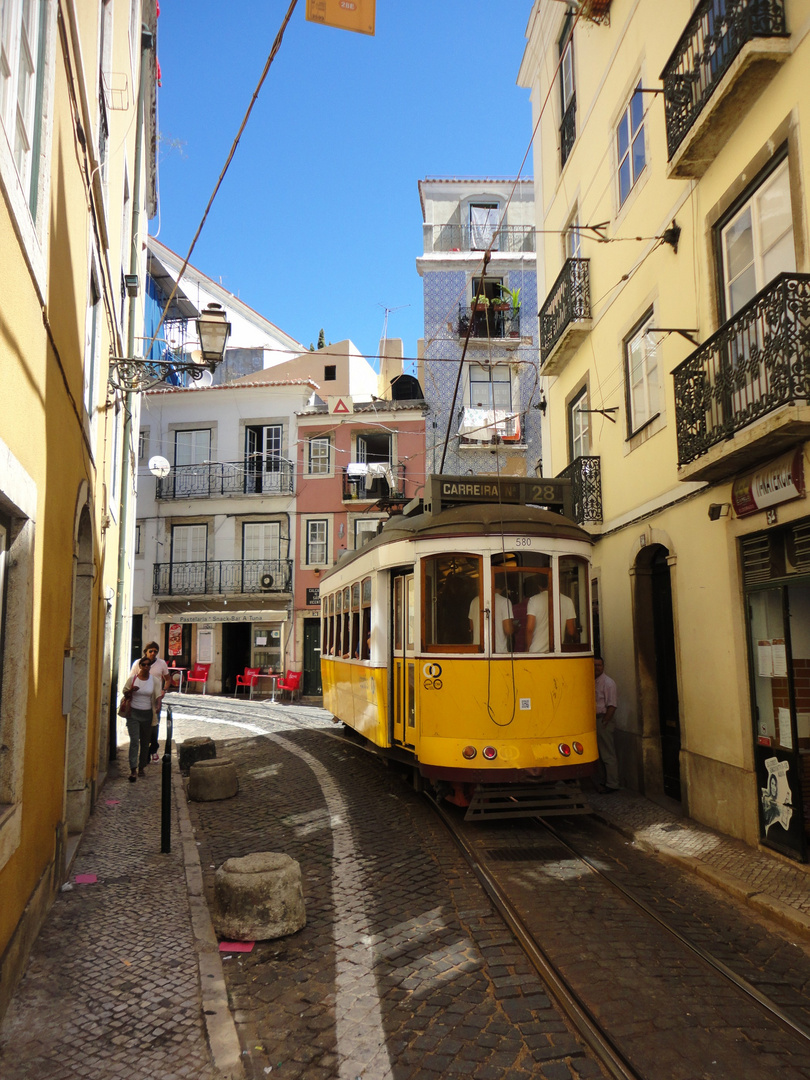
[323, 502, 591, 581]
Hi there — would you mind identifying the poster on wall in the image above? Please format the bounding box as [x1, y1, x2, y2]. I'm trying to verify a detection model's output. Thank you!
[197, 627, 214, 664]
[168, 623, 183, 657]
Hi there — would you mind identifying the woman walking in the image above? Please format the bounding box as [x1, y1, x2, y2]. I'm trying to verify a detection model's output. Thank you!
[121, 657, 160, 782]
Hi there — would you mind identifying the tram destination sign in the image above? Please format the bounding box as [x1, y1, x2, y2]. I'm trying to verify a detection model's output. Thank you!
[424, 475, 572, 517]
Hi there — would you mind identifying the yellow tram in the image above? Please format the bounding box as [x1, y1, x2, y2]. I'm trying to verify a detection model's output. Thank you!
[319, 475, 598, 817]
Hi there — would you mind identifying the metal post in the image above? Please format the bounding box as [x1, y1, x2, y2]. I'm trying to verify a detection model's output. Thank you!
[161, 704, 173, 853]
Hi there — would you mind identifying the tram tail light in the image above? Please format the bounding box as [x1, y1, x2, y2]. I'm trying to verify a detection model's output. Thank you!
[572, 741, 584, 755]
[462, 746, 477, 760]
[558, 743, 571, 757]
[482, 746, 498, 760]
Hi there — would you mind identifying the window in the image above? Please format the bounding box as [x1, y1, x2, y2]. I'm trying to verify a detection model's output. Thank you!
[171, 524, 207, 593]
[360, 577, 371, 660]
[324, 365, 336, 381]
[720, 157, 794, 319]
[246, 424, 285, 493]
[138, 428, 149, 463]
[84, 272, 101, 421]
[423, 553, 481, 652]
[174, 428, 211, 466]
[625, 310, 659, 435]
[469, 364, 512, 410]
[243, 521, 280, 562]
[558, 556, 590, 652]
[134, 523, 142, 556]
[467, 277, 509, 339]
[559, 15, 575, 167]
[470, 203, 499, 251]
[308, 437, 331, 475]
[355, 518, 381, 548]
[306, 519, 328, 565]
[0, 0, 45, 212]
[617, 82, 645, 207]
[492, 553, 552, 653]
[565, 215, 582, 261]
[568, 387, 590, 461]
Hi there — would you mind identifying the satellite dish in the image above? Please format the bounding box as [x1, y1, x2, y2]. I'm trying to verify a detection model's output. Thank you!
[148, 455, 171, 478]
[191, 369, 214, 388]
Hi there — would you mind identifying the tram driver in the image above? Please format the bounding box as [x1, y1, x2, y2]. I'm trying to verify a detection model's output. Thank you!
[469, 584, 515, 652]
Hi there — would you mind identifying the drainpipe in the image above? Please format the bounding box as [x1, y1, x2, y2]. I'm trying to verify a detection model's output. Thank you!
[109, 24, 154, 758]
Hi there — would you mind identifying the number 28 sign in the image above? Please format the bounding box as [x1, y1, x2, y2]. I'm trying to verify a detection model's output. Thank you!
[305, 0, 375, 36]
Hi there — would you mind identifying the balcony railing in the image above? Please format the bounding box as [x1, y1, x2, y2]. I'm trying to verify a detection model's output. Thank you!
[560, 93, 576, 169]
[426, 224, 535, 254]
[556, 456, 602, 525]
[457, 305, 521, 340]
[342, 462, 406, 502]
[153, 559, 293, 596]
[155, 458, 295, 499]
[673, 274, 810, 468]
[661, 0, 788, 161]
[540, 258, 591, 365]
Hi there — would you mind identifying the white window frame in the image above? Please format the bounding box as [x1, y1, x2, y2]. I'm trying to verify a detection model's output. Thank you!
[306, 519, 328, 566]
[720, 157, 794, 319]
[174, 428, 211, 466]
[624, 310, 659, 436]
[569, 387, 590, 462]
[243, 521, 280, 562]
[308, 436, 331, 476]
[565, 214, 582, 261]
[354, 517, 383, 549]
[469, 364, 512, 410]
[617, 81, 645, 208]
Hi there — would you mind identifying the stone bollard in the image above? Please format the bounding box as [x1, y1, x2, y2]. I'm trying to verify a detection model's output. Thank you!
[213, 852, 306, 942]
[188, 758, 238, 801]
[178, 736, 216, 775]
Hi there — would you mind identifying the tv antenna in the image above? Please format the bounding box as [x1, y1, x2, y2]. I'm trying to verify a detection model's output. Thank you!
[378, 302, 410, 353]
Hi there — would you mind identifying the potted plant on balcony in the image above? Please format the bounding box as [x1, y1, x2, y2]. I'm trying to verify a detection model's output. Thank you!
[470, 294, 490, 311]
[499, 285, 521, 312]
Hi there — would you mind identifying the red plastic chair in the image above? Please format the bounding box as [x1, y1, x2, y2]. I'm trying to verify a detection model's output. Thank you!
[276, 670, 301, 702]
[186, 662, 211, 694]
[234, 667, 260, 697]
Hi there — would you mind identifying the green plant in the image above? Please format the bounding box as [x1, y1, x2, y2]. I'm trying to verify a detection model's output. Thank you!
[470, 294, 490, 308]
[499, 285, 521, 310]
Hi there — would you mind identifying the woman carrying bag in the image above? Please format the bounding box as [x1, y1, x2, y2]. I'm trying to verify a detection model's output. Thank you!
[121, 657, 160, 783]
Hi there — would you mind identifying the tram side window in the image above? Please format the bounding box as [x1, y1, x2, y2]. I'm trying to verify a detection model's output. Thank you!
[423, 553, 481, 652]
[361, 577, 371, 660]
[342, 586, 351, 657]
[351, 582, 361, 658]
[492, 553, 552, 653]
[322, 599, 328, 655]
[559, 555, 590, 651]
[334, 592, 342, 656]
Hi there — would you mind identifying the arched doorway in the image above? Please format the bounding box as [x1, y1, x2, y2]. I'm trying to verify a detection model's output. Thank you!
[65, 505, 94, 833]
[633, 543, 682, 801]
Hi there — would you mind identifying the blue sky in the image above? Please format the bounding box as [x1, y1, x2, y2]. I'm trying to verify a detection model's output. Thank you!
[153, 2, 534, 372]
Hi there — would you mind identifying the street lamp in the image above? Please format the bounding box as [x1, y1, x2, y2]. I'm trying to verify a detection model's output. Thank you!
[107, 302, 232, 392]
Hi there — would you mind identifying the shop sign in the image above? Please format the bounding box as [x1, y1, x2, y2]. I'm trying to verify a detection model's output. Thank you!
[306, 587, 321, 606]
[731, 450, 805, 518]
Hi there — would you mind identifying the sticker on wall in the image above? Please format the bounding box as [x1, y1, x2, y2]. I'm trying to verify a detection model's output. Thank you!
[760, 756, 793, 834]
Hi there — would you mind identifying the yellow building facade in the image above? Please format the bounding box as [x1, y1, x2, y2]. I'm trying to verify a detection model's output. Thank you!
[0, 0, 156, 1015]
[520, 0, 810, 859]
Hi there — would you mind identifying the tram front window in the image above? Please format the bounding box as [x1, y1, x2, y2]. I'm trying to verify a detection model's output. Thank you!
[492, 553, 553, 652]
[423, 553, 481, 651]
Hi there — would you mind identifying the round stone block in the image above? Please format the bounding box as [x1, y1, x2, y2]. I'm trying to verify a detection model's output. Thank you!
[188, 758, 238, 801]
[178, 736, 216, 774]
[213, 852, 306, 942]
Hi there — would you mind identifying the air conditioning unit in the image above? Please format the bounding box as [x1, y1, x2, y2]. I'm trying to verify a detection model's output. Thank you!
[260, 573, 274, 591]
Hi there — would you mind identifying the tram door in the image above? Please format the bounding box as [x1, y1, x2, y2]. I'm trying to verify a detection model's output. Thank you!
[392, 572, 415, 747]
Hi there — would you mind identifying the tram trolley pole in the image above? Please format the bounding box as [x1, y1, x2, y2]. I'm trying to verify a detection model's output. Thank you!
[161, 704, 173, 853]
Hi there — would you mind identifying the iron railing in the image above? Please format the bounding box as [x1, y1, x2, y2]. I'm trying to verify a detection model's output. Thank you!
[673, 274, 810, 467]
[342, 462, 406, 501]
[427, 224, 535, 254]
[540, 258, 591, 363]
[560, 93, 576, 168]
[153, 559, 293, 596]
[557, 456, 602, 524]
[155, 458, 295, 499]
[661, 0, 788, 161]
[457, 306, 522, 340]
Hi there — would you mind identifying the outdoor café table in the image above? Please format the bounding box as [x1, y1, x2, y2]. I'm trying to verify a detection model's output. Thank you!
[251, 673, 279, 702]
[167, 666, 187, 693]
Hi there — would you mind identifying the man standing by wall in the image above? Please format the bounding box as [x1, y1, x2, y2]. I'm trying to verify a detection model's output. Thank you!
[594, 656, 619, 793]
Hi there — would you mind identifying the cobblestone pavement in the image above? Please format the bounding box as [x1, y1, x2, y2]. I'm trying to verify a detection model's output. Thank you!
[3, 693, 810, 1080]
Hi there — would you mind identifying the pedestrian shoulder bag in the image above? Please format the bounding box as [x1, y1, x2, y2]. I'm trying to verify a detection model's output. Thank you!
[118, 691, 132, 719]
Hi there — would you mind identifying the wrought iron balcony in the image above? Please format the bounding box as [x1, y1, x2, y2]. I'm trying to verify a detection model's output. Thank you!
[673, 274, 810, 480]
[560, 93, 576, 169]
[661, 0, 789, 176]
[155, 458, 295, 499]
[153, 559, 292, 597]
[556, 457, 602, 525]
[457, 305, 521, 340]
[425, 224, 535, 254]
[539, 258, 591, 373]
[342, 462, 405, 502]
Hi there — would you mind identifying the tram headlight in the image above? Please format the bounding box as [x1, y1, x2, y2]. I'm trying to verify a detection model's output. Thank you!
[572, 741, 584, 755]
[462, 745, 477, 760]
[482, 746, 497, 760]
[558, 743, 571, 757]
